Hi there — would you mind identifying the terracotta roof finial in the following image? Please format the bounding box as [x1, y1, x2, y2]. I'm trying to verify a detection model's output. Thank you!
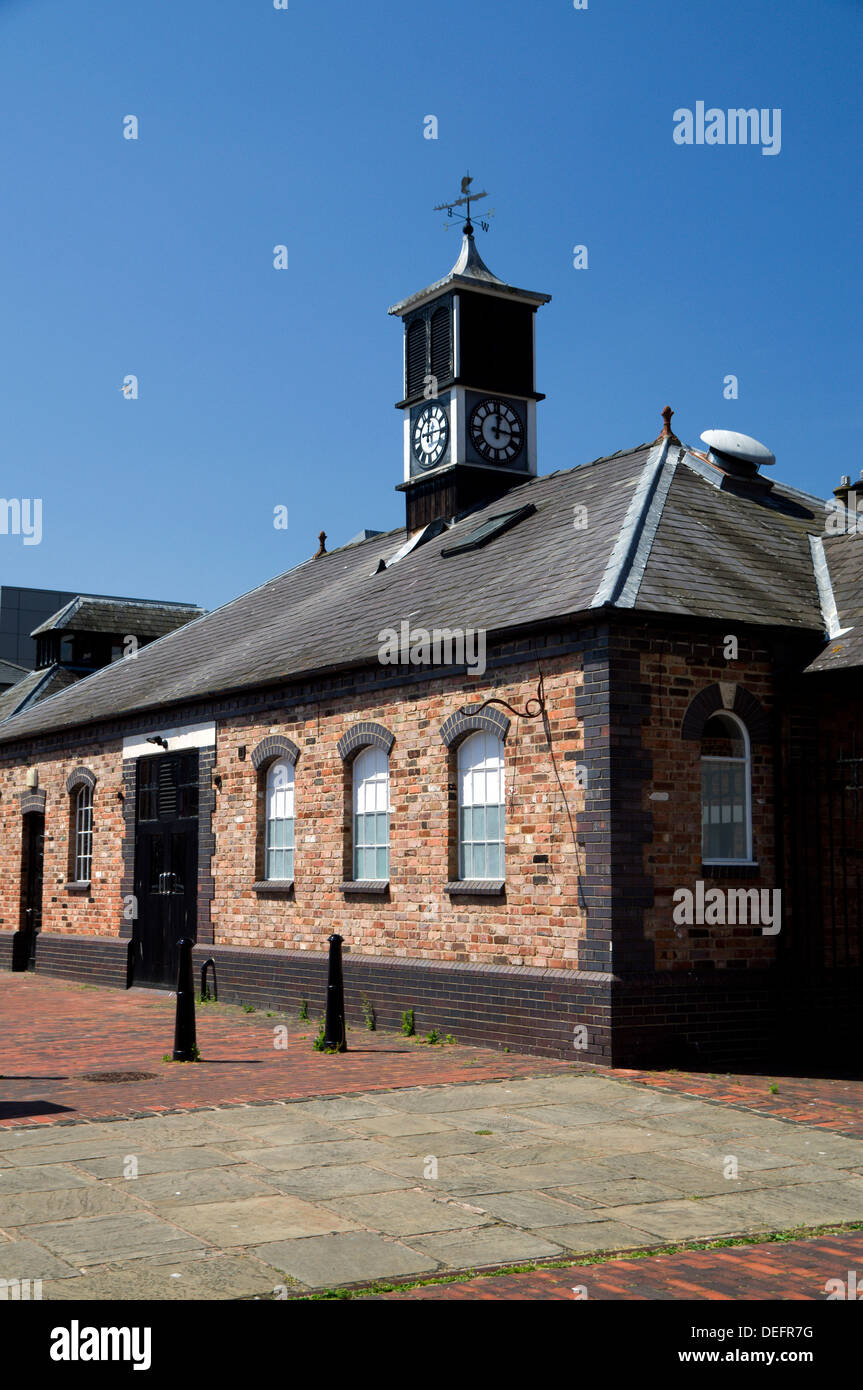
[315, 530, 327, 558]
[655, 404, 680, 444]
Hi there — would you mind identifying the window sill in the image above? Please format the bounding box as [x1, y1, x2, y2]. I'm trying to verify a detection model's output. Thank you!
[65, 881, 92, 895]
[340, 880, 389, 896]
[252, 880, 294, 895]
[445, 879, 506, 896]
[701, 862, 760, 879]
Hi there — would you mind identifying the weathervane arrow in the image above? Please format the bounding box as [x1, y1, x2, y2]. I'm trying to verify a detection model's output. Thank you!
[434, 171, 494, 234]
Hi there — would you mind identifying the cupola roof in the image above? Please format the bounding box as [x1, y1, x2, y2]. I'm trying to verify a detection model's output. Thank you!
[388, 231, 551, 317]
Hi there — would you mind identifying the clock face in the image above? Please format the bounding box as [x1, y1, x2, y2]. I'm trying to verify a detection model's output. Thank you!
[469, 398, 524, 464]
[412, 403, 449, 470]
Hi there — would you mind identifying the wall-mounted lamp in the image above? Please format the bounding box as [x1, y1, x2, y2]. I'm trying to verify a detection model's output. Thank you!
[237, 745, 247, 761]
[146, 736, 169, 751]
[213, 774, 223, 791]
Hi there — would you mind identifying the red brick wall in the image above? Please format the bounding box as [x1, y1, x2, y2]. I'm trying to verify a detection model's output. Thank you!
[210, 654, 586, 970]
[0, 739, 126, 939]
[0, 652, 590, 971]
[636, 631, 778, 971]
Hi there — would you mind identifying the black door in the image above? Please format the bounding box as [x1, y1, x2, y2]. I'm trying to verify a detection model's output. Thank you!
[16, 812, 44, 970]
[132, 753, 199, 987]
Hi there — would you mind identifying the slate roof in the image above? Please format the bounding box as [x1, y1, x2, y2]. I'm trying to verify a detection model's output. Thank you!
[31, 595, 205, 639]
[0, 658, 29, 687]
[0, 666, 77, 723]
[805, 531, 863, 672]
[0, 436, 854, 747]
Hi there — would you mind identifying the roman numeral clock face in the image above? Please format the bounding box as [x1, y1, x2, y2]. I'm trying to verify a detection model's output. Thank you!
[412, 403, 449, 470]
[470, 398, 524, 463]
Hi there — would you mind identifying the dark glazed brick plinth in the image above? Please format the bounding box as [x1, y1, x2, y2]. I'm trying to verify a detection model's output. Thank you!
[200, 944, 614, 1063]
[21, 931, 132, 989]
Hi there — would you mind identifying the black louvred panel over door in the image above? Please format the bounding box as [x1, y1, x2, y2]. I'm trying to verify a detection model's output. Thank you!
[158, 758, 178, 818]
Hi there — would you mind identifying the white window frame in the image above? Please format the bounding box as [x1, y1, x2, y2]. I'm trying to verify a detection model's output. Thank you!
[458, 731, 506, 881]
[353, 746, 390, 882]
[701, 711, 754, 865]
[264, 757, 295, 882]
[74, 784, 93, 882]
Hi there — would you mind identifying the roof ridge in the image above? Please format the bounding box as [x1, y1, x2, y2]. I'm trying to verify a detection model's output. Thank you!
[808, 534, 854, 640]
[590, 440, 675, 608]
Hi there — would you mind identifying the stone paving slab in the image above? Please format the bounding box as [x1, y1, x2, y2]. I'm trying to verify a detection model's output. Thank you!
[469, 1190, 595, 1228]
[23, 1212, 207, 1264]
[167, 1194, 361, 1245]
[594, 1199, 753, 1241]
[230, 1139, 404, 1171]
[319, 1190, 495, 1238]
[107, 1166, 281, 1207]
[533, 1220, 659, 1254]
[553, 1178, 681, 1207]
[41, 1253, 288, 1301]
[383, 1129, 500, 1157]
[257, 1232, 438, 1286]
[346, 1113, 462, 1138]
[407, 1226, 564, 1267]
[0, 1164, 96, 1193]
[0, 1184, 133, 1227]
[214, 1120, 347, 1146]
[263, 1163, 413, 1201]
[76, 1147, 243, 1178]
[0, 1239, 81, 1281]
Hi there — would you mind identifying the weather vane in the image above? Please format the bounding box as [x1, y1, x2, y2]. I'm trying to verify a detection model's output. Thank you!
[434, 172, 494, 235]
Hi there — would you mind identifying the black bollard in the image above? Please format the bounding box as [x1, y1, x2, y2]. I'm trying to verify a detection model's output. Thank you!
[173, 938, 198, 1061]
[322, 933, 347, 1052]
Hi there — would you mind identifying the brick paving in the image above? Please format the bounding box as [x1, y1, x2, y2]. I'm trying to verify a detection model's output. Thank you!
[376, 1231, 863, 1300]
[0, 973, 570, 1128]
[599, 1065, 863, 1140]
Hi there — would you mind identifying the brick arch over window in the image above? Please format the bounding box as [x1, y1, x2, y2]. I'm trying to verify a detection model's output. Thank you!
[681, 684, 771, 744]
[440, 705, 510, 749]
[19, 788, 46, 815]
[66, 767, 97, 793]
[337, 722, 394, 763]
[251, 735, 299, 771]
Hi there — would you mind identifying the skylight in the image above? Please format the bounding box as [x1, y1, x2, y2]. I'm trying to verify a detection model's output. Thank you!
[440, 504, 535, 558]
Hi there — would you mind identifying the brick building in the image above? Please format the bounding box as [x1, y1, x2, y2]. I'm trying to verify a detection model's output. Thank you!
[0, 228, 859, 1068]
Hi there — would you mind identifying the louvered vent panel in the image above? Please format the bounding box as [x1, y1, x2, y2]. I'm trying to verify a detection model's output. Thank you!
[430, 307, 452, 383]
[406, 320, 426, 397]
[158, 759, 178, 819]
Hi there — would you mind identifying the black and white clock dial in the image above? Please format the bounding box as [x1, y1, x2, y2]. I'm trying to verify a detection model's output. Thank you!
[412, 403, 449, 470]
[469, 398, 524, 463]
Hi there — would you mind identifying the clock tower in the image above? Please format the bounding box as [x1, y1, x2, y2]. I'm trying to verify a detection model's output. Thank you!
[389, 182, 551, 532]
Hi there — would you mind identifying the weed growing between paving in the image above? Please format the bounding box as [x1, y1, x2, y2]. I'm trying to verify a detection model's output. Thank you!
[291, 1221, 863, 1300]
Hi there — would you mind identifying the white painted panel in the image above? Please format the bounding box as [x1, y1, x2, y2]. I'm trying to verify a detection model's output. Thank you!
[123, 720, 216, 760]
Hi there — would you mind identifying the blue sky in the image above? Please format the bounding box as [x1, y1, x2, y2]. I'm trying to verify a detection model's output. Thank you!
[0, 0, 860, 608]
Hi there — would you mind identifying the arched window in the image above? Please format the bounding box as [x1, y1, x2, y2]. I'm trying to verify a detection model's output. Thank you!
[458, 732, 505, 880]
[73, 784, 93, 882]
[701, 712, 752, 863]
[265, 757, 295, 881]
[353, 745, 390, 881]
